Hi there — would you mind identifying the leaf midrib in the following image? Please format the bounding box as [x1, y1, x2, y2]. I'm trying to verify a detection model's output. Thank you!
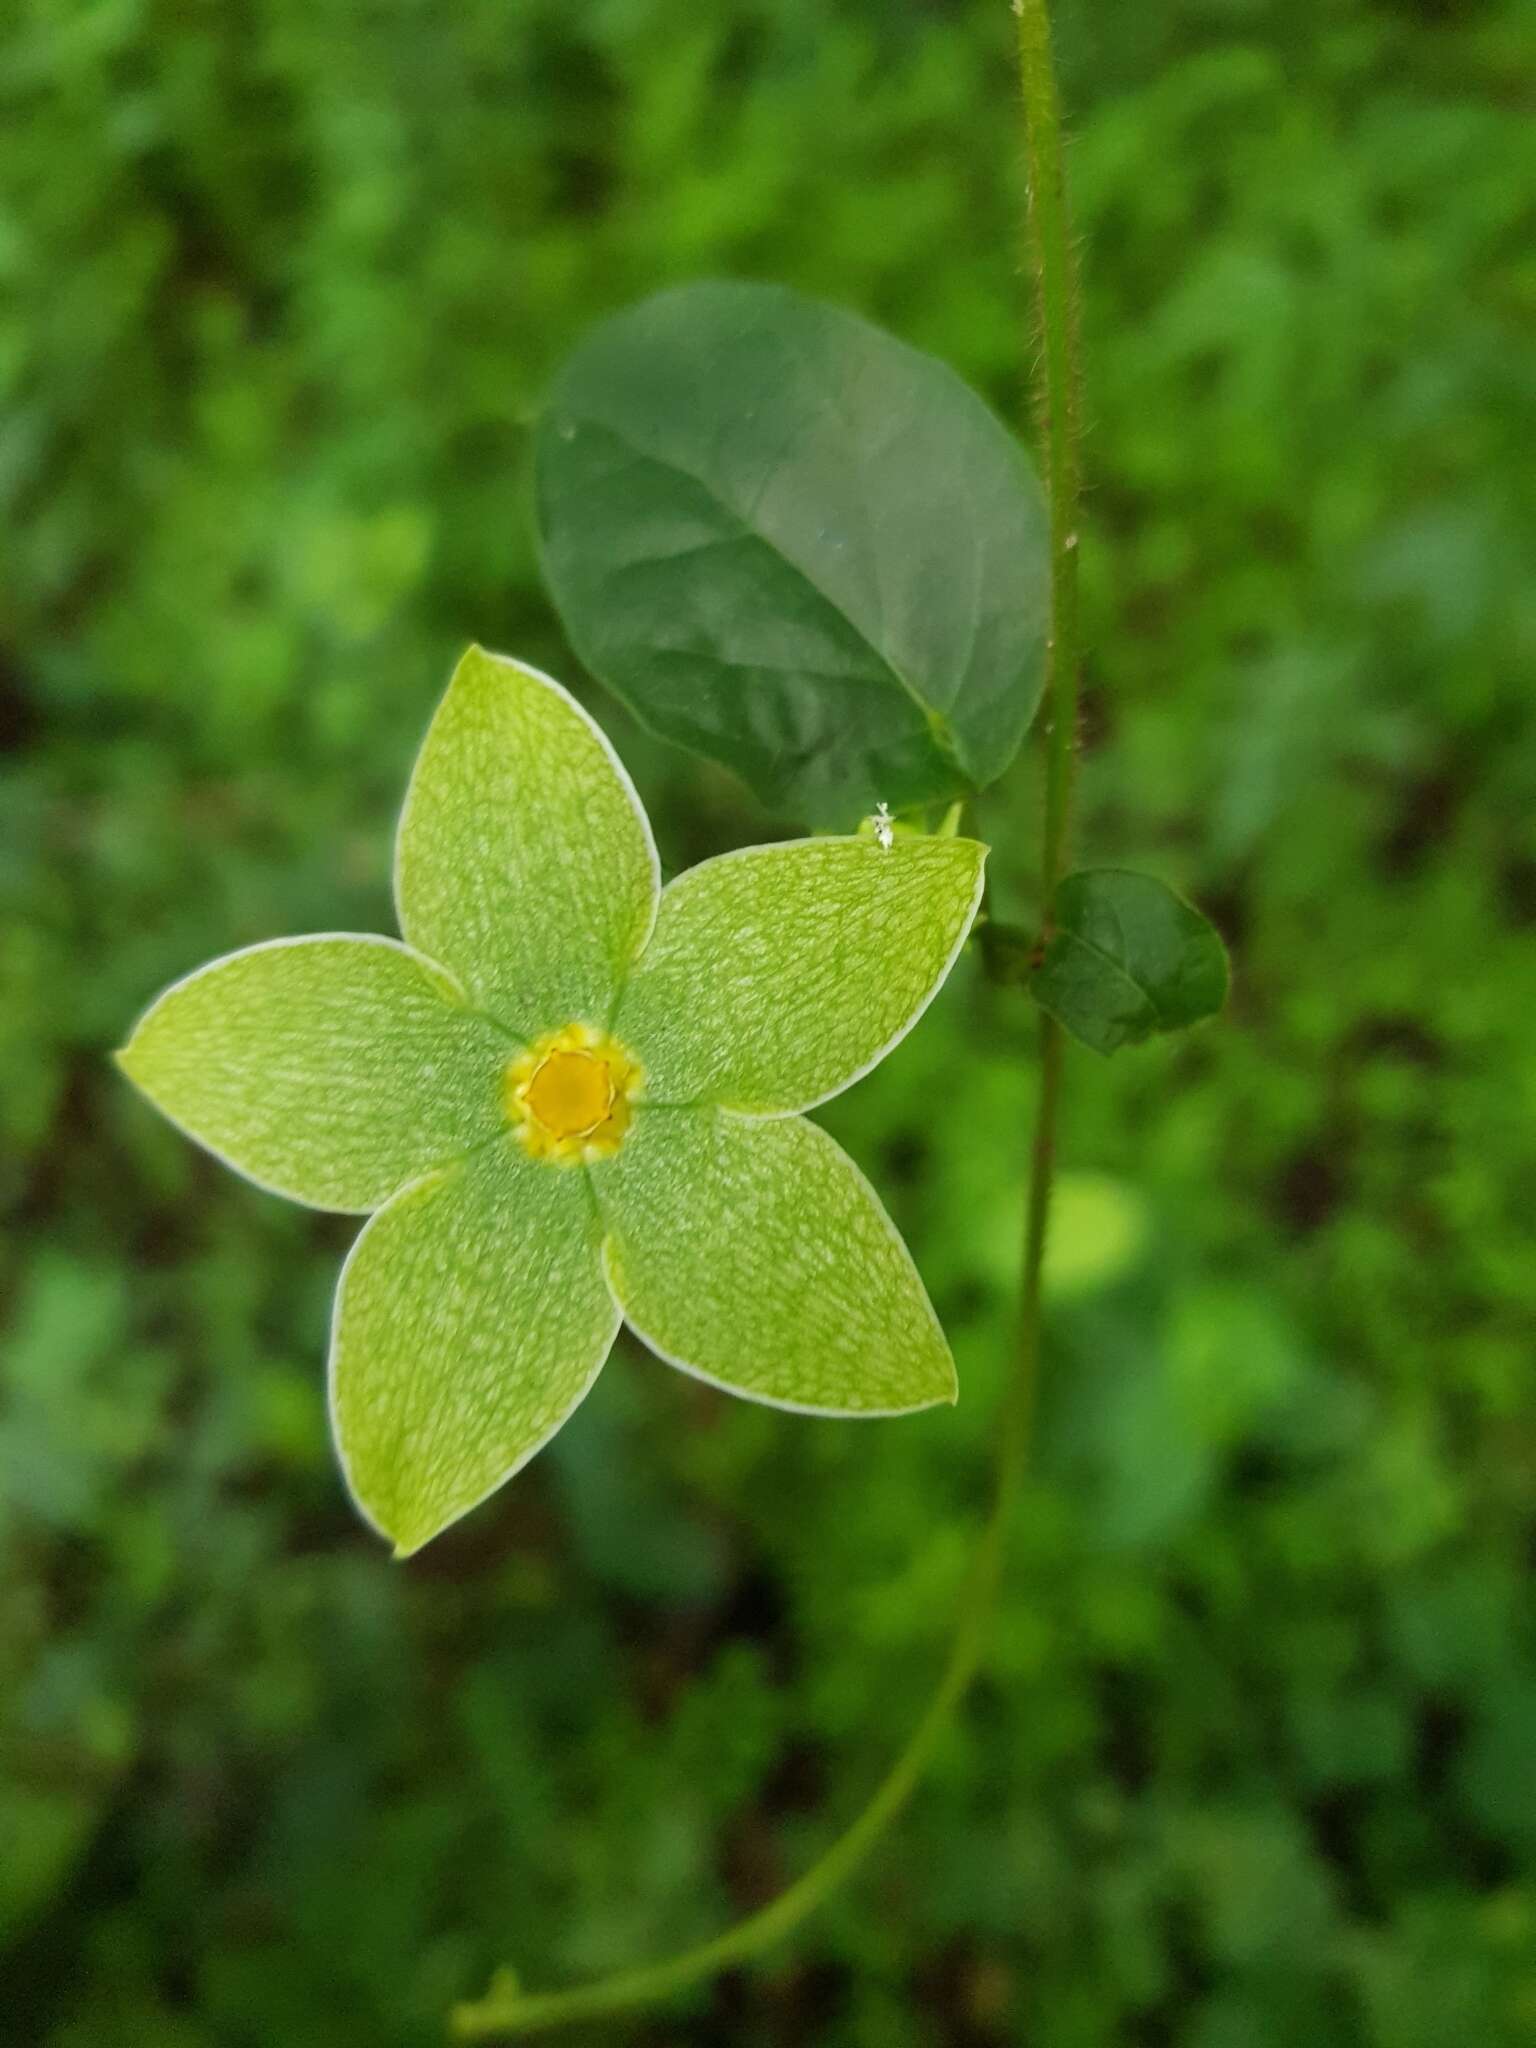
[562, 408, 969, 779]
[1047, 927, 1160, 1033]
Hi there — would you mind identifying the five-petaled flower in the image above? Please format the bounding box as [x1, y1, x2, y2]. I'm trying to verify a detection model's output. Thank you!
[117, 649, 988, 1554]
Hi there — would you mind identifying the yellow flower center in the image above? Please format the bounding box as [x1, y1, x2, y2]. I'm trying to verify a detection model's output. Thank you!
[526, 1049, 613, 1138]
[504, 1023, 643, 1165]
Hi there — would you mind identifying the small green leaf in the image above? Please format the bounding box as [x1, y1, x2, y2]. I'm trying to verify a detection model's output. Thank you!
[536, 282, 1050, 824]
[395, 646, 659, 1038]
[616, 835, 986, 1114]
[598, 1107, 956, 1414]
[116, 936, 509, 1211]
[329, 1137, 619, 1554]
[1030, 868, 1229, 1056]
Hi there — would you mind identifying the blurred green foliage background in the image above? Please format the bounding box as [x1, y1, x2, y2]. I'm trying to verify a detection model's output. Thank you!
[4, 1, 1534, 2042]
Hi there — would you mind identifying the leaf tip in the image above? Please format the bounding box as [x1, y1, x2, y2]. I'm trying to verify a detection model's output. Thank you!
[384, 1512, 440, 1561]
[917, 1343, 960, 1410]
[113, 1035, 153, 1090]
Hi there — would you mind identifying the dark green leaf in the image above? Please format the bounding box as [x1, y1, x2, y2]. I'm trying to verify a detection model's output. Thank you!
[535, 281, 1050, 824]
[1030, 868, 1229, 1055]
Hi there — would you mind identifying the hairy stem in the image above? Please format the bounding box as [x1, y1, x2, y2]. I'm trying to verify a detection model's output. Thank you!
[450, 5, 1082, 2034]
[1018, 0, 1084, 902]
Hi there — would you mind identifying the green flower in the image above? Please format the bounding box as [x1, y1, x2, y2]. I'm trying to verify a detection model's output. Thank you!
[117, 648, 988, 1555]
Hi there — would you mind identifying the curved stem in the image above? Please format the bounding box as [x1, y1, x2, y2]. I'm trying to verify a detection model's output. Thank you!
[451, 5, 1082, 2035]
[451, 1372, 1034, 2039]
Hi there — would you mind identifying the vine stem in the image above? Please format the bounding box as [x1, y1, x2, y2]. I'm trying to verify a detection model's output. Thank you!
[450, 3, 1082, 2034]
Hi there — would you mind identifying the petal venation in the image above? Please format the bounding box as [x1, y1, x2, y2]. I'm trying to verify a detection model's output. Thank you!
[329, 1136, 619, 1553]
[394, 646, 660, 1037]
[116, 934, 510, 1212]
[597, 1106, 957, 1414]
[614, 834, 985, 1115]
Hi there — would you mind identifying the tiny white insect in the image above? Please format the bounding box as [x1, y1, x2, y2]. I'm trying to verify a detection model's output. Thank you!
[871, 801, 895, 850]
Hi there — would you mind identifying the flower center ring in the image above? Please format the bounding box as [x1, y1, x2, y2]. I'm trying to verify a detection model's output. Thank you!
[505, 1023, 644, 1164]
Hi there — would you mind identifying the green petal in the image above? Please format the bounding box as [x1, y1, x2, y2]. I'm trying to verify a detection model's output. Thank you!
[394, 646, 659, 1036]
[614, 835, 985, 1113]
[597, 1107, 956, 1414]
[329, 1137, 618, 1554]
[116, 935, 510, 1212]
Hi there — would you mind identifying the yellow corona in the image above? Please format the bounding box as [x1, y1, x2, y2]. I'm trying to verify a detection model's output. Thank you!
[504, 1022, 643, 1165]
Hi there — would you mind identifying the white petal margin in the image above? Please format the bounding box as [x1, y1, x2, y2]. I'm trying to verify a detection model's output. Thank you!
[329, 1136, 619, 1555]
[116, 934, 511, 1213]
[595, 1106, 957, 1415]
[613, 835, 986, 1116]
[394, 646, 660, 1039]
